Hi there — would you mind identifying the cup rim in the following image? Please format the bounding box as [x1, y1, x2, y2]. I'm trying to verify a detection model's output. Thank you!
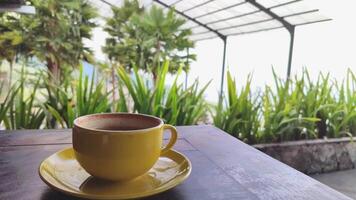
[73, 113, 164, 134]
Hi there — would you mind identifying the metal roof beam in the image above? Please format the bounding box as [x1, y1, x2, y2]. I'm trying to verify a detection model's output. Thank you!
[192, 17, 274, 35]
[169, 0, 184, 6]
[153, 0, 226, 39]
[227, 26, 284, 36]
[194, 1, 247, 20]
[294, 18, 332, 26]
[191, 0, 302, 29]
[246, 0, 293, 31]
[219, 18, 275, 31]
[99, 0, 114, 7]
[182, 0, 215, 13]
[193, 35, 219, 42]
[268, 0, 302, 9]
[193, 15, 332, 36]
[191, 9, 321, 34]
[282, 9, 319, 18]
[161, 0, 183, 10]
[191, 0, 301, 23]
[205, 10, 261, 26]
[192, 30, 215, 36]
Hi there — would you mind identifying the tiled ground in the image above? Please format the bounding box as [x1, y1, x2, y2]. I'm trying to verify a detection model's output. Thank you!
[312, 169, 356, 200]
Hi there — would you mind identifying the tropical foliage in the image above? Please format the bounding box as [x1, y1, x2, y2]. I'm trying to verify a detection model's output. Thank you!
[0, 0, 97, 81]
[0, 62, 355, 145]
[0, 0, 355, 146]
[2, 68, 45, 129]
[213, 72, 260, 144]
[103, 0, 195, 81]
[117, 61, 209, 125]
[0, 62, 209, 129]
[44, 66, 111, 128]
[214, 69, 356, 144]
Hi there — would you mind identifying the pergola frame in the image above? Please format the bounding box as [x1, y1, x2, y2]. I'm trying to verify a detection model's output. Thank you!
[153, 0, 331, 99]
[98, 0, 331, 98]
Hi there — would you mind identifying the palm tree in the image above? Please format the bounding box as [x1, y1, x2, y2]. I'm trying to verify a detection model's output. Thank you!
[0, 0, 98, 82]
[103, 1, 195, 82]
[132, 5, 195, 81]
[102, 0, 144, 70]
[0, 13, 26, 84]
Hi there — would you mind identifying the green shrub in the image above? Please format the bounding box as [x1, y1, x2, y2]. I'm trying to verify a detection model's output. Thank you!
[213, 71, 260, 144]
[44, 68, 75, 128]
[46, 66, 111, 128]
[327, 69, 356, 137]
[0, 83, 20, 126]
[1, 60, 354, 146]
[117, 61, 209, 125]
[3, 68, 46, 129]
[215, 69, 356, 144]
[260, 69, 320, 143]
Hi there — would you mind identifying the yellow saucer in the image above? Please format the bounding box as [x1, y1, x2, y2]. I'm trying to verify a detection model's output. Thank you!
[39, 148, 191, 199]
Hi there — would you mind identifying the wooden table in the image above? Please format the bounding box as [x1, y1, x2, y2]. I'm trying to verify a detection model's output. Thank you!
[0, 125, 351, 200]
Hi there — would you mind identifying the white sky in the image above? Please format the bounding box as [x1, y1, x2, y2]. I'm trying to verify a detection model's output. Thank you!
[87, 0, 356, 103]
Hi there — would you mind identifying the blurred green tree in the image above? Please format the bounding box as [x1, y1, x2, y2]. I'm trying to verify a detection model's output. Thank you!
[103, 0, 195, 82]
[0, 0, 97, 81]
[0, 13, 26, 83]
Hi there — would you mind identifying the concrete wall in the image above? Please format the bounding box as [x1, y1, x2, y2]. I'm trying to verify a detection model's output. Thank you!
[254, 138, 356, 174]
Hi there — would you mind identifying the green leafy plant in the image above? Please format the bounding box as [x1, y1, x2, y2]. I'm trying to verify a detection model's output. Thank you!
[44, 72, 75, 128]
[76, 67, 111, 116]
[326, 69, 356, 138]
[260, 69, 321, 143]
[214, 69, 356, 144]
[3, 68, 45, 129]
[117, 61, 209, 125]
[213, 71, 260, 144]
[173, 80, 210, 125]
[46, 66, 111, 128]
[0, 83, 20, 126]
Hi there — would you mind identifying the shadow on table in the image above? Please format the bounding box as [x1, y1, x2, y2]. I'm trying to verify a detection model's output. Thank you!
[40, 188, 84, 200]
[40, 187, 187, 200]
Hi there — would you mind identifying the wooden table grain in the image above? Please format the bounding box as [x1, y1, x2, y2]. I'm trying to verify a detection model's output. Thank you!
[0, 125, 351, 200]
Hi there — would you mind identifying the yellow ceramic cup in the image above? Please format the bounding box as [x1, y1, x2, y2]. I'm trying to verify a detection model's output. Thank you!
[72, 113, 178, 181]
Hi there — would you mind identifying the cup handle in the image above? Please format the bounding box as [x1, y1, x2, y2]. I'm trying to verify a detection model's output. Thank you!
[161, 124, 178, 155]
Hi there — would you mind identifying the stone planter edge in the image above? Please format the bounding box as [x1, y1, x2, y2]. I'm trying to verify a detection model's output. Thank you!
[253, 137, 356, 174]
